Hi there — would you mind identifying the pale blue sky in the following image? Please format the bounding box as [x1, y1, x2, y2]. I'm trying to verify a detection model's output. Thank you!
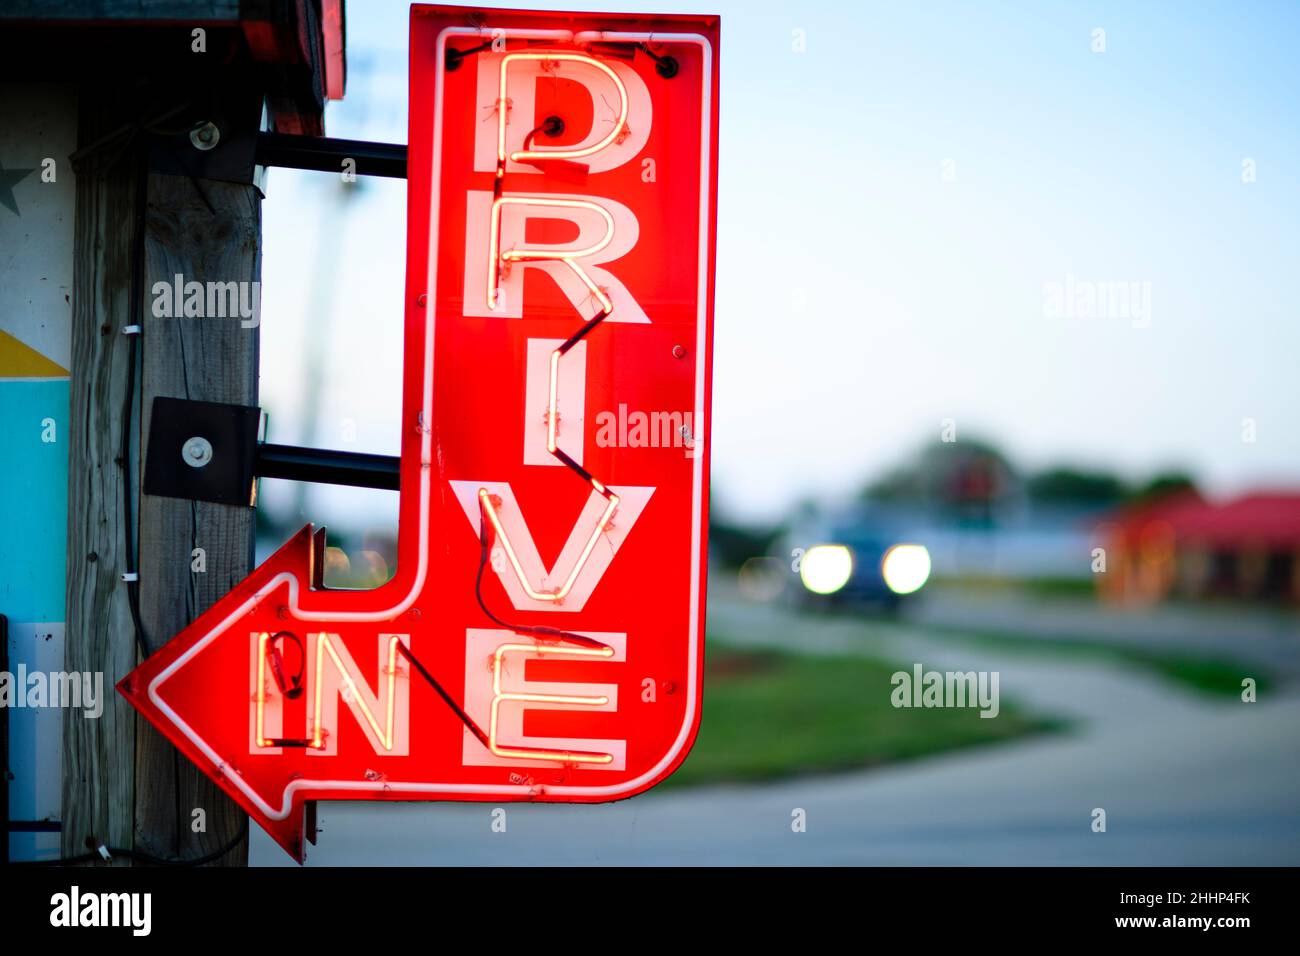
[259, 0, 1300, 529]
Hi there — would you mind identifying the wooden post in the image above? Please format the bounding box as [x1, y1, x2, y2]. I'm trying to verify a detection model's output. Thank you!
[39, 1, 342, 867]
[133, 171, 261, 865]
[64, 98, 261, 867]
[62, 91, 146, 863]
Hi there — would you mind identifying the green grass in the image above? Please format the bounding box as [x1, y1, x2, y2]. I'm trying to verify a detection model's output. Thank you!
[931, 574, 1098, 598]
[914, 628, 1268, 699]
[915, 582, 1278, 697]
[665, 646, 1065, 788]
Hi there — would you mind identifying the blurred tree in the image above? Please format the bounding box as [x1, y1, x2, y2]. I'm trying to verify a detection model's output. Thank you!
[708, 517, 781, 569]
[863, 464, 923, 502]
[1128, 470, 1199, 503]
[1026, 466, 1127, 505]
[707, 491, 783, 569]
[862, 438, 1018, 526]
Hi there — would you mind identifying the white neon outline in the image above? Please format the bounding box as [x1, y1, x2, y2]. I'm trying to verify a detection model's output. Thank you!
[488, 642, 617, 764]
[497, 52, 629, 166]
[144, 26, 713, 821]
[548, 349, 560, 451]
[487, 195, 616, 312]
[256, 632, 272, 748]
[479, 487, 619, 602]
[310, 633, 403, 751]
[255, 632, 407, 752]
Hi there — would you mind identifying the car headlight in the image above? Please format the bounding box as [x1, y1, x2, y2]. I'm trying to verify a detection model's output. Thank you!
[800, 544, 853, 595]
[881, 544, 931, 594]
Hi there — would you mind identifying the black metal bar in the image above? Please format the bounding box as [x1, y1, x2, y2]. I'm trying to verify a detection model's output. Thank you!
[255, 131, 408, 179]
[257, 443, 400, 491]
[7, 821, 60, 833]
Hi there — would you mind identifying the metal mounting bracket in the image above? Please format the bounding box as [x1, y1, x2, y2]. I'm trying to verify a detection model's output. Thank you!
[143, 397, 400, 505]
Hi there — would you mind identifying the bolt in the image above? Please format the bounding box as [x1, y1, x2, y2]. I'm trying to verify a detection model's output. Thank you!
[672, 345, 687, 359]
[189, 121, 221, 151]
[182, 436, 214, 468]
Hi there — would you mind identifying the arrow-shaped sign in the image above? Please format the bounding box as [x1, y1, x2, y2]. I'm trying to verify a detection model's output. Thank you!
[120, 6, 719, 862]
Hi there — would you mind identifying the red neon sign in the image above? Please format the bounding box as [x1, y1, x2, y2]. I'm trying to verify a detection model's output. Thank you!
[119, 5, 720, 861]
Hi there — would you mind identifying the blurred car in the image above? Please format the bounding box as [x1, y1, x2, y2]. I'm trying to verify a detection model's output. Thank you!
[791, 517, 932, 611]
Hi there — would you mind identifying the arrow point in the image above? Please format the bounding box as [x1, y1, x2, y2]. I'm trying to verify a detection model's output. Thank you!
[118, 523, 323, 863]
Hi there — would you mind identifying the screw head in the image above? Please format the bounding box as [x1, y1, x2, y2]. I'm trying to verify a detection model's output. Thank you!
[189, 121, 221, 151]
[182, 436, 214, 468]
[672, 345, 687, 359]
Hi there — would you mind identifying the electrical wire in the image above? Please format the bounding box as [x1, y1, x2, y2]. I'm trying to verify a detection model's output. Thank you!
[395, 643, 491, 749]
[471, 39, 626, 654]
[11, 818, 249, 868]
[470, 309, 616, 653]
[25, 122, 247, 868]
[474, 503, 610, 651]
[122, 137, 151, 660]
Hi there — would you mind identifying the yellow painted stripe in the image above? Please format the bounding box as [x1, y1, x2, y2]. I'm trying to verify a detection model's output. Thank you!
[0, 329, 68, 378]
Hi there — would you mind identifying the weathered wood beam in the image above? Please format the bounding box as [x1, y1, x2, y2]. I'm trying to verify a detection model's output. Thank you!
[132, 172, 261, 866]
[62, 88, 143, 864]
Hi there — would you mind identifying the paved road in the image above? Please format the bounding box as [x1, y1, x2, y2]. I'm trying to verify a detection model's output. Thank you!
[907, 585, 1300, 677]
[252, 590, 1300, 866]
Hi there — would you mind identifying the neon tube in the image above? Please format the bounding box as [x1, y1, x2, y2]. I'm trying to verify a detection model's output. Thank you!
[487, 195, 615, 312]
[496, 52, 629, 167]
[479, 487, 619, 603]
[310, 634, 403, 751]
[488, 642, 615, 764]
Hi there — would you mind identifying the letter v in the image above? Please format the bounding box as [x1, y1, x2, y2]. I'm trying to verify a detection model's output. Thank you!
[450, 480, 654, 612]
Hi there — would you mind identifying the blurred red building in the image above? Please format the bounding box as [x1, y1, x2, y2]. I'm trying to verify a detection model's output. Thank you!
[1097, 492, 1300, 605]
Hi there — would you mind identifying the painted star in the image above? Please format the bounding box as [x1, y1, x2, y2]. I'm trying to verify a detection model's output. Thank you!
[0, 158, 37, 216]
